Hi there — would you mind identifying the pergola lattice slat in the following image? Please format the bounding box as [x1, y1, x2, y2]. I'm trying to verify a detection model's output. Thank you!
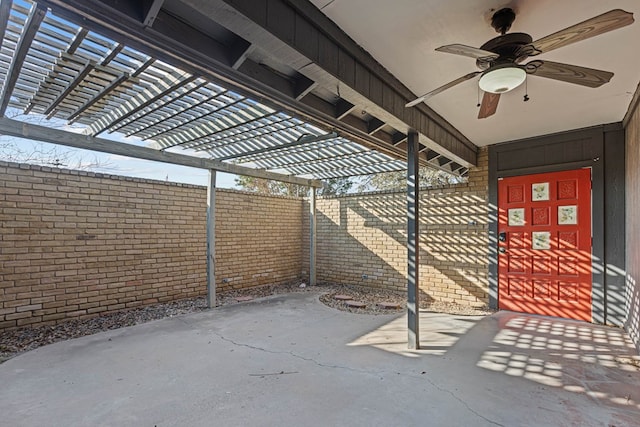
[0, 0, 469, 181]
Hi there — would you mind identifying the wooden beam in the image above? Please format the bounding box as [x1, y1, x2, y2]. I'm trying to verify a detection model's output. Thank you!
[176, 111, 276, 151]
[45, 60, 95, 118]
[67, 72, 130, 123]
[236, 59, 296, 98]
[31, 0, 394, 164]
[24, 52, 91, 115]
[449, 162, 462, 173]
[250, 149, 366, 170]
[220, 0, 477, 164]
[151, 8, 232, 64]
[0, 0, 14, 50]
[0, 116, 322, 187]
[311, 164, 404, 179]
[437, 156, 452, 167]
[100, 43, 123, 65]
[283, 159, 404, 177]
[150, 97, 245, 144]
[217, 132, 338, 161]
[93, 75, 198, 135]
[230, 40, 253, 69]
[281, 162, 397, 177]
[367, 117, 385, 135]
[135, 90, 234, 140]
[294, 75, 316, 101]
[309, 187, 316, 286]
[335, 99, 355, 119]
[67, 28, 88, 54]
[35, 0, 475, 170]
[426, 150, 440, 161]
[0, 3, 46, 116]
[407, 130, 420, 350]
[392, 132, 407, 145]
[203, 118, 297, 154]
[206, 169, 216, 308]
[143, 0, 164, 27]
[132, 58, 155, 77]
[124, 81, 209, 137]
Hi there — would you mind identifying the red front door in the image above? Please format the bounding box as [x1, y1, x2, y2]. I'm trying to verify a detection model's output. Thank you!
[498, 169, 592, 321]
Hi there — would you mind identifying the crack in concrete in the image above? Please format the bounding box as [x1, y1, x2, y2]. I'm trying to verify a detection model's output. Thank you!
[405, 371, 505, 427]
[174, 308, 504, 427]
[212, 331, 382, 376]
[212, 331, 504, 426]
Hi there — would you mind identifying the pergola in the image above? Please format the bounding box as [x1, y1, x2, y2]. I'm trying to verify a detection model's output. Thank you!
[0, 0, 473, 348]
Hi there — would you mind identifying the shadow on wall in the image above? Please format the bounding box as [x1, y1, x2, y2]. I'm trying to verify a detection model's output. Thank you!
[308, 186, 489, 307]
[627, 274, 640, 351]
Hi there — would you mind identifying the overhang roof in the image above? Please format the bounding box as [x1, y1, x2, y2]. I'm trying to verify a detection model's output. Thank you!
[0, 0, 467, 183]
[311, 0, 640, 146]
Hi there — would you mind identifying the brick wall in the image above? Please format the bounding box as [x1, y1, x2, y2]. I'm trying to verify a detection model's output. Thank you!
[1, 151, 490, 330]
[305, 148, 489, 306]
[0, 162, 303, 330]
[625, 105, 640, 351]
[215, 189, 303, 288]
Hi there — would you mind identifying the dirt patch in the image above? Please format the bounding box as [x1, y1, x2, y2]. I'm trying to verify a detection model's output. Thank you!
[0, 282, 310, 362]
[319, 284, 494, 316]
[0, 282, 493, 362]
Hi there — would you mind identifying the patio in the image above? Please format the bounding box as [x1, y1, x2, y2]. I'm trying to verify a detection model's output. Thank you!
[1, 1, 640, 424]
[1, 0, 639, 351]
[1, 291, 638, 427]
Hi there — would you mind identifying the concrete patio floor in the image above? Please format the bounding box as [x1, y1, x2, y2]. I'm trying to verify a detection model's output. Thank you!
[1, 292, 639, 427]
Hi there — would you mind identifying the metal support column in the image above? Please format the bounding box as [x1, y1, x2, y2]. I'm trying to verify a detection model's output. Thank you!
[206, 170, 216, 308]
[309, 187, 317, 286]
[407, 130, 420, 349]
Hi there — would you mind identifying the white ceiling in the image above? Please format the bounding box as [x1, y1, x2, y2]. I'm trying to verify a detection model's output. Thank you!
[310, 0, 640, 146]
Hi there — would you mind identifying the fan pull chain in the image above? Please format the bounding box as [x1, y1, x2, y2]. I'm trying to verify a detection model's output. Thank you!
[523, 78, 530, 102]
[477, 86, 481, 108]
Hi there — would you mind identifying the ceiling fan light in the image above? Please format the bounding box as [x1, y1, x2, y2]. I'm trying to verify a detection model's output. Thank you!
[478, 66, 526, 94]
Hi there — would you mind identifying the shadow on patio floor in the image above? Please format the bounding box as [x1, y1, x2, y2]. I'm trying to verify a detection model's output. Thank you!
[476, 312, 640, 417]
[350, 308, 640, 424]
[1, 293, 638, 426]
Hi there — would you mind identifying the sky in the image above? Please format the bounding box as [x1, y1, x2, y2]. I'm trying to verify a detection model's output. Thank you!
[0, 111, 239, 188]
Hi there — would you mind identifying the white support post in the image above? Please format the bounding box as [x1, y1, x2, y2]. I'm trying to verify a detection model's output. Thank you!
[206, 170, 216, 308]
[309, 187, 317, 286]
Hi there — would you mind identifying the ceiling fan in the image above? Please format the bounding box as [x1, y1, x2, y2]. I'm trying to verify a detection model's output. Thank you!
[405, 8, 634, 119]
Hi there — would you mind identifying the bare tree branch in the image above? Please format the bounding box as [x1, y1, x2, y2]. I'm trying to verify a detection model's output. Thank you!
[0, 112, 117, 171]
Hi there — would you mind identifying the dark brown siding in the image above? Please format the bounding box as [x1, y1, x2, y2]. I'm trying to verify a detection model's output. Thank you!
[488, 124, 626, 326]
[625, 104, 640, 351]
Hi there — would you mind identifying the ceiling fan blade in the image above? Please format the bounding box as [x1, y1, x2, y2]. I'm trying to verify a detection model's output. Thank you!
[436, 44, 499, 60]
[478, 92, 500, 119]
[524, 9, 634, 55]
[526, 60, 613, 88]
[406, 71, 480, 107]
